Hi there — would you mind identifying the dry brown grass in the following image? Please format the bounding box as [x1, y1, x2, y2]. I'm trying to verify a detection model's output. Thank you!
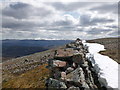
[2, 64, 50, 88]
[99, 49, 120, 64]
[87, 37, 119, 64]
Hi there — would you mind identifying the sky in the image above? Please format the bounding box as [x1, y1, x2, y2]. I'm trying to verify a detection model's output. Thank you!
[1, 0, 119, 40]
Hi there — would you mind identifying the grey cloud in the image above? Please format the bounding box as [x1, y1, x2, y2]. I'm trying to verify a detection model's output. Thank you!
[3, 2, 53, 19]
[3, 2, 33, 19]
[2, 16, 49, 31]
[80, 14, 114, 26]
[108, 31, 118, 36]
[106, 25, 118, 29]
[46, 2, 96, 11]
[86, 28, 112, 35]
[46, 26, 77, 31]
[90, 3, 118, 14]
[91, 18, 114, 23]
[52, 20, 73, 26]
[2, 2, 117, 40]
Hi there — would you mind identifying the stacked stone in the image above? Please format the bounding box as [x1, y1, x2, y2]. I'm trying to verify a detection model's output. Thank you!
[46, 38, 98, 89]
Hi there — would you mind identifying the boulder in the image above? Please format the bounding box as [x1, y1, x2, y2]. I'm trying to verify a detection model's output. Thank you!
[65, 67, 74, 74]
[73, 46, 82, 51]
[72, 53, 84, 64]
[53, 71, 61, 79]
[81, 61, 88, 68]
[47, 78, 67, 89]
[66, 67, 89, 88]
[67, 86, 80, 90]
[75, 38, 82, 42]
[53, 60, 67, 67]
[75, 38, 83, 47]
[98, 77, 108, 87]
[72, 62, 77, 68]
[24, 59, 29, 63]
[61, 72, 66, 80]
[85, 68, 95, 89]
[66, 43, 76, 48]
[54, 48, 75, 60]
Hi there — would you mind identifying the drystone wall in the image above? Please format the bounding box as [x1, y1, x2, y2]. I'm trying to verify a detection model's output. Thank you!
[46, 39, 104, 90]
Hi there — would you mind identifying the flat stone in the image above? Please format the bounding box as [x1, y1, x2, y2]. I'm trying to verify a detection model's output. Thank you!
[54, 48, 75, 59]
[66, 67, 89, 88]
[65, 67, 74, 74]
[47, 78, 67, 89]
[72, 62, 77, 68]
[61, 72, 66, 80]
[81, 61, 88, 68]
[53, 60, 67, 67]
[72, 53, 84, 64]
[53, 71, 61, 79]
[66, 43, 76, 48]
[68, 86, 80, 90]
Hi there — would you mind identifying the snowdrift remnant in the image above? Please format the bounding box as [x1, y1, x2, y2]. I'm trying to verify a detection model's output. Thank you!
[83, 42, 118, 89]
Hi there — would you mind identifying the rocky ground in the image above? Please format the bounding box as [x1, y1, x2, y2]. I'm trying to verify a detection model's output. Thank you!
[2, 48, 56, 88]
[2, 37, 119, 89]
[2, 45, 67, 88]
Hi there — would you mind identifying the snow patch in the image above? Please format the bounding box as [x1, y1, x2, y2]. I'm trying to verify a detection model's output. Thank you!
[83, 42, 118, 89]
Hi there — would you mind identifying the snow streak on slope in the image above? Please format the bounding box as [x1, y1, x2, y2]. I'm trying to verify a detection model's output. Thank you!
[83, 42, 118, 89]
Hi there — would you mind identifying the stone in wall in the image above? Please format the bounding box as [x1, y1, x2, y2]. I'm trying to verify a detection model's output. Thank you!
[72, 53, 84, 64]
[52, 60, 67, 68]
[46, 38, 102, 89]
[67, 86, 80, 90]
[61, 72, 66, 80]
[54, 48, 74, 60]
[66, 67, 89, 88]
[46, 78, 67, 89]
[65, 67, 74, 74]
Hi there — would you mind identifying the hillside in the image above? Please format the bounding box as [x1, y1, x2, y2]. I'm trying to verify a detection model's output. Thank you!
[87, 37, 119, 64]
[3, 64, 50, 88]
[2, 46, 65, 88]
[2, 37, 119, 89]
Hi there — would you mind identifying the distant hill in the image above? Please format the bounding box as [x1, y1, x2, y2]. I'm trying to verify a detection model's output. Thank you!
[1, 40, 72, 61]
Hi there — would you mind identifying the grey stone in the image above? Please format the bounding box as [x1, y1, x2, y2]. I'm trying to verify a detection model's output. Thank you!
[98, 77, 108, 87]
[67, 86, 80, 90]
[53, 60, 67, 67]
[61, 72, 66, 80]
[81, 61, 88, 68]
[47, 78, 67, 89]
[66, 43, 76, 48]
[65, 67, 74, 74]
[49, 59, 67, 68]
[72, 53, 84, 64]
[53, 71, 61, 79]
[66, 67, 89, 88]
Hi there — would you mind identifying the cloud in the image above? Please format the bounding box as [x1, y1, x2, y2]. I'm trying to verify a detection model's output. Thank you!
[2, 1, 118, 40]
[106, 25, 118, 29]
[86, 28, 112, 35]
[46, 2, 95, 11]
[90, 3, 118, 14]
[108, 30, 118, 36]
[2, 2, 54, 19]
[2, 16, 50, 31]
[80, 13, 115, 26]
[52, 14, 78, 27]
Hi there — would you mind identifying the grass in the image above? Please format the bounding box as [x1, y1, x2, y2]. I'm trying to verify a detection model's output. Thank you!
[99, 49, 119, 64]
[87, 37, 119, 64]
[2, 64, 50, 88]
